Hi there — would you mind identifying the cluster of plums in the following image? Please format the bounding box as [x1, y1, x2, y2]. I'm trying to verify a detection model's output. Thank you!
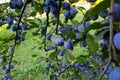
[10, 0, 32, 9]
[63, 1, 78, 20]
[1, 64, 14, 80]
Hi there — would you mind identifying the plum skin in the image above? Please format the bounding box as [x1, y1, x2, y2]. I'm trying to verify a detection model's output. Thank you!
[113, 32, 120, 50]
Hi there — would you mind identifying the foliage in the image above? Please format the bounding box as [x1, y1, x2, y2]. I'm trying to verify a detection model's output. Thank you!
[0, 0, 120, 80]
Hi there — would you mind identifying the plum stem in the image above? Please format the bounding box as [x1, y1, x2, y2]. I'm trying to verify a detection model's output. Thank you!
[98, 0, 115, 80]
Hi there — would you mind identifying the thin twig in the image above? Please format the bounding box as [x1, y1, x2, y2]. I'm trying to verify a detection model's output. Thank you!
[97, 0, 114, 80]
[8, 0, 28, 78]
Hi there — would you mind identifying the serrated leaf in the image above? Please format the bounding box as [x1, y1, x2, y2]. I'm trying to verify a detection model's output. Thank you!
[82, 69, 94, 80]
[59, 26, 72, 36]
[86, 34, 99, 53]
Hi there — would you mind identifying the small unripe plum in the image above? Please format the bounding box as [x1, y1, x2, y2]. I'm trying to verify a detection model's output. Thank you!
[16, 0, 24, 9]
[70, 8, 78, 15]
[109, 67, 120, 80]
[7, 17, 14, 25]
[64, 10, 70, 19]
[45, 0, 52, 6]
[63, 2, 70, 10]
[113, 32, 120, 50]
[10, 1, 17, 9]
[55, 37, 64, 46]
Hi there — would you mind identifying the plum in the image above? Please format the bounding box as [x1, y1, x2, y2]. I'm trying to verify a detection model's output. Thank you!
[45, 0, 52, 6]
[63, 2, 70, 10]
[55, 37, 64, 46]
[70, 8, 78, 15]
[10, 1, 17, 9]
[64, 10, 70, 19]
[91, 15, 98, 20]
[7, 17, 14, 25]
[16, 0, 24, 9]
[113, 32, 120, 50]
[113, 4, 120, 21]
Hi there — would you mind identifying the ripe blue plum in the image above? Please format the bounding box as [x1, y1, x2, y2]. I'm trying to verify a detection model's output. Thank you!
[16, 0, 24, 9]
[19, 36, 25, 41]
[1, 65, 6, 70]
[7, 17, 14, 25]
[109, 67, 120, 80]
[102, 65, 112, 74]
[9, 46, 14, 53]
[4, 69, 8, 74]
[70, 8, 78, 15]
[75, 32, 81, 40]
[44, 6, 50, 13]
[100, 41, 105, 47]
[10, 25, 17, 31]
[55, 37, 64, 46]
[10, 64, 14, 69]
[64, 10, 70, 19]
[59, 50, 64, 56]
[10, 1, 17, 9]
[113, 32, 120, 50]
[64, 39, 73, 50]
[46, 63, 51, 68]
[113, 4, 120, 21]
[85, 21, 91, 27]
[63, 2, 70, 10]
[81, 40, 87, 47]
[46, 34, 51, 40]
[22, 24, 28, 30]
[50, 7, 58, 15]
[45, 0, 52, 6]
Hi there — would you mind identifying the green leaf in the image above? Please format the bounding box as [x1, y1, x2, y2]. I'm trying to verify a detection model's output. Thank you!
[89, 0, 110, 17]
[0, 30, 14, 42]
[82, 69, 94, 80]
[70, 20, 79, 25]
[48, 51, 59, 60]
[86, 34, 99, 53]
[64, 49, 75, 63]
[59, 26, 72, 36]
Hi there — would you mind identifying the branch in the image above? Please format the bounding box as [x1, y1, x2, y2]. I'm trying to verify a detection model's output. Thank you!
[55, 0, 62, 34]
[8, 0, 28, 78]
[97, 0, 115, 80]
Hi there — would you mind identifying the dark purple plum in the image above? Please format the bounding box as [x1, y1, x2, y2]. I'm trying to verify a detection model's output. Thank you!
[63, 2, 70, 10]
[99, 9, 109, 18]
[44, 6, 50, 13]
[22, 24, 28, 30]
[10, 25, 17, 31]
[91, 15, 98, 20]
[50, 7, 58, 15]
[10, 1, 17, 9]
[16, 0, 24, 9]
[64, 39, 73, 50]
[55, 37, 64, 46]
[45, 0, 52, 6]
[113, 4, 120, 21]
[81, 40, 87, 47]
[46, 34, 51, 40]
[64, 10, 70, 19]
[1, 65, 6, 70]
[10, 64, 14, 69]
[109, 67, 120, 80]
[19, 36, 25, 41]
[70, 8, 78, 15]
[113, 32, 120, 50]
[7, 17, 14, 25]
[85, 21, 91, 27]
[59, 50, 64, 56]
